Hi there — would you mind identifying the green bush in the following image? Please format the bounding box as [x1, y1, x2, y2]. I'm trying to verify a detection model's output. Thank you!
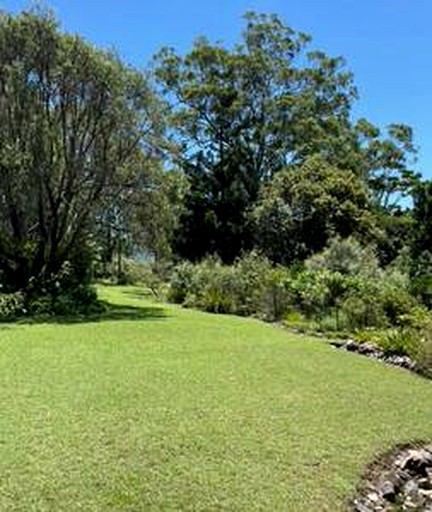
[231, 252, 276, 317]
[305, 236, 381, 278]
[185, 259, 237, 314]
[355, 327, 424, 361]
[167, 247, 427, 366]
[377, 329, 423, 358]
[167, 253, 292, 320]
[167, 261, 197, 304]
[377, 269, 419, 325]
[0, 285, 103, 320]
[420, 335, 432, 377]
[397, 308, 432, 375]
[341, 294, 387, 330]
[284, 270, 329, 318]
[27, 285, 102, 317]
[0, 292, 27, 321]
[261, 267, 292, 321]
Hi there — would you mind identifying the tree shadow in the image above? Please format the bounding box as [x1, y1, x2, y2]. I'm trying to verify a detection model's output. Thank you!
[123, 288, 158, 301]
[92, 301, 167, 323]
[14, 300, 168, 326]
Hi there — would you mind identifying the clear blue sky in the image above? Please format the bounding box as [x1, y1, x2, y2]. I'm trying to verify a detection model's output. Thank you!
[2, 0, 432, 178]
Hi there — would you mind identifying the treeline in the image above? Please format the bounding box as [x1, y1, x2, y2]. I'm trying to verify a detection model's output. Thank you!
[1, 6, 432, 348]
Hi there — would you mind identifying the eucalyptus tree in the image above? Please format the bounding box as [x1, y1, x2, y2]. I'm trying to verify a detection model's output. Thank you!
[155, 12, 357, 262]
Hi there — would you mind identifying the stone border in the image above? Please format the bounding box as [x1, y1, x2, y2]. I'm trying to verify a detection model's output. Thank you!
[330, 339, 418, 372]
[351, 443, 432, 511]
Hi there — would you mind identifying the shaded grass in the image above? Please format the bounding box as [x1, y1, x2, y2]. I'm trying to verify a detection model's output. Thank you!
[13, 298, 167, 325]
[0, 285, 431, 511]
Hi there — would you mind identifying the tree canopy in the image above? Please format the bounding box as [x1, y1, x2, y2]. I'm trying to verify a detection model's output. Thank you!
[155, 12, 417, 263]
[0, 10, 164, 293]
[251, 156, 377, 264]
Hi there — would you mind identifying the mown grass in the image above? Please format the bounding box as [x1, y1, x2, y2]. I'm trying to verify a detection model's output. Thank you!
[0, 285, 431, 511]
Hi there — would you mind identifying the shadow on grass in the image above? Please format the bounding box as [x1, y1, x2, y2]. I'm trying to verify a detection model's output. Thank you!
[123, 288, 159, 301]
[14, 300, 168, 326]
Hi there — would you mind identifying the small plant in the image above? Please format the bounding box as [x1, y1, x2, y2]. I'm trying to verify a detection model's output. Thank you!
[0, 292, 27, 321]
[376, 329, 423, 359]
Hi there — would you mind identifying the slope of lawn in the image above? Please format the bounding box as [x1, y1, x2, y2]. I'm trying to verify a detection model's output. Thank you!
[0, 285, 431, 511]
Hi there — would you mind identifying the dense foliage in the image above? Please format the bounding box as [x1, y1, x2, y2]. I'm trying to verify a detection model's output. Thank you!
[0, 9, 165, 312]
[251, 157, 377, 263]
[155, 13, 418, 265]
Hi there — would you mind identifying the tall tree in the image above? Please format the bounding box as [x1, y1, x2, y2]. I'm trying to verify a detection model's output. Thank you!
[0, 10, 163, 293]
[155, 12, 357, 262]
[407, 181, 432, 305]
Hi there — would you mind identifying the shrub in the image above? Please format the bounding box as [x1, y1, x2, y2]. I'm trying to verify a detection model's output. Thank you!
[378, 269, 419, 325]
[27, 285, 102, 317]
[284, 270, 329, 318]
[167, 253, 292, 320]
[305, 236, 381, 278]
[231, 252, 275, 317]
[397, 307, 432, 375]
[420, 334, 432, 377]
[186, 260, 237, 314]
[167, 261, 196, 304]
[377, 328, 423, 359]
[341, 295, 387, 330]
[167, 251, 425, 354]
[0, 292, 27, 321]
[261, 267, 292, 321]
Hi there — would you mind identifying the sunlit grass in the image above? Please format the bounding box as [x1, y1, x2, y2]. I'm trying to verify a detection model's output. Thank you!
[0, 285, 431, 510]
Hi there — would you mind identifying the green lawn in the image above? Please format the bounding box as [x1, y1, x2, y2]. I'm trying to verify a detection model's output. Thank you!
[0, 285, 431, 511]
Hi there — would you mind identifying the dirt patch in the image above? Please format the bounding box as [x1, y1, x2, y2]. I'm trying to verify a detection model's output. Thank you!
[351, 442, 432, 511]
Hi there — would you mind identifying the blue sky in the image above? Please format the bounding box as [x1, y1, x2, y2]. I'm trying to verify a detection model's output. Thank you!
[2, 0, 432, 177]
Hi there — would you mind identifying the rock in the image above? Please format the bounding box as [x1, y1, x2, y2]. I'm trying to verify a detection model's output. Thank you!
[400, 449, 432, 475]
[351, 445, 432, 511]
[403, 494, 426, 509]
[331, 338, 421, 374]
[384, 355, 417, 370]
[379, 480, 396, 501]
[404, 478, 419, 495]
[344, 339, 358, 351]
[353, 499, 375, 512]
[419, 476, 432, 490]
[366, 491, 380, 503]
[357, 343, 378, 356]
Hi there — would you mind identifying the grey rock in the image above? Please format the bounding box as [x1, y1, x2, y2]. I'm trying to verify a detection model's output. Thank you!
[401, 449, 432, 474]
[366, 491, 380, 503]
[379, 480, 396, 501]
[404, 478, 419, 495]
[403, 494, 426, 509]
[353, 499, 375, 512]
[418, 476, 432, 490]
